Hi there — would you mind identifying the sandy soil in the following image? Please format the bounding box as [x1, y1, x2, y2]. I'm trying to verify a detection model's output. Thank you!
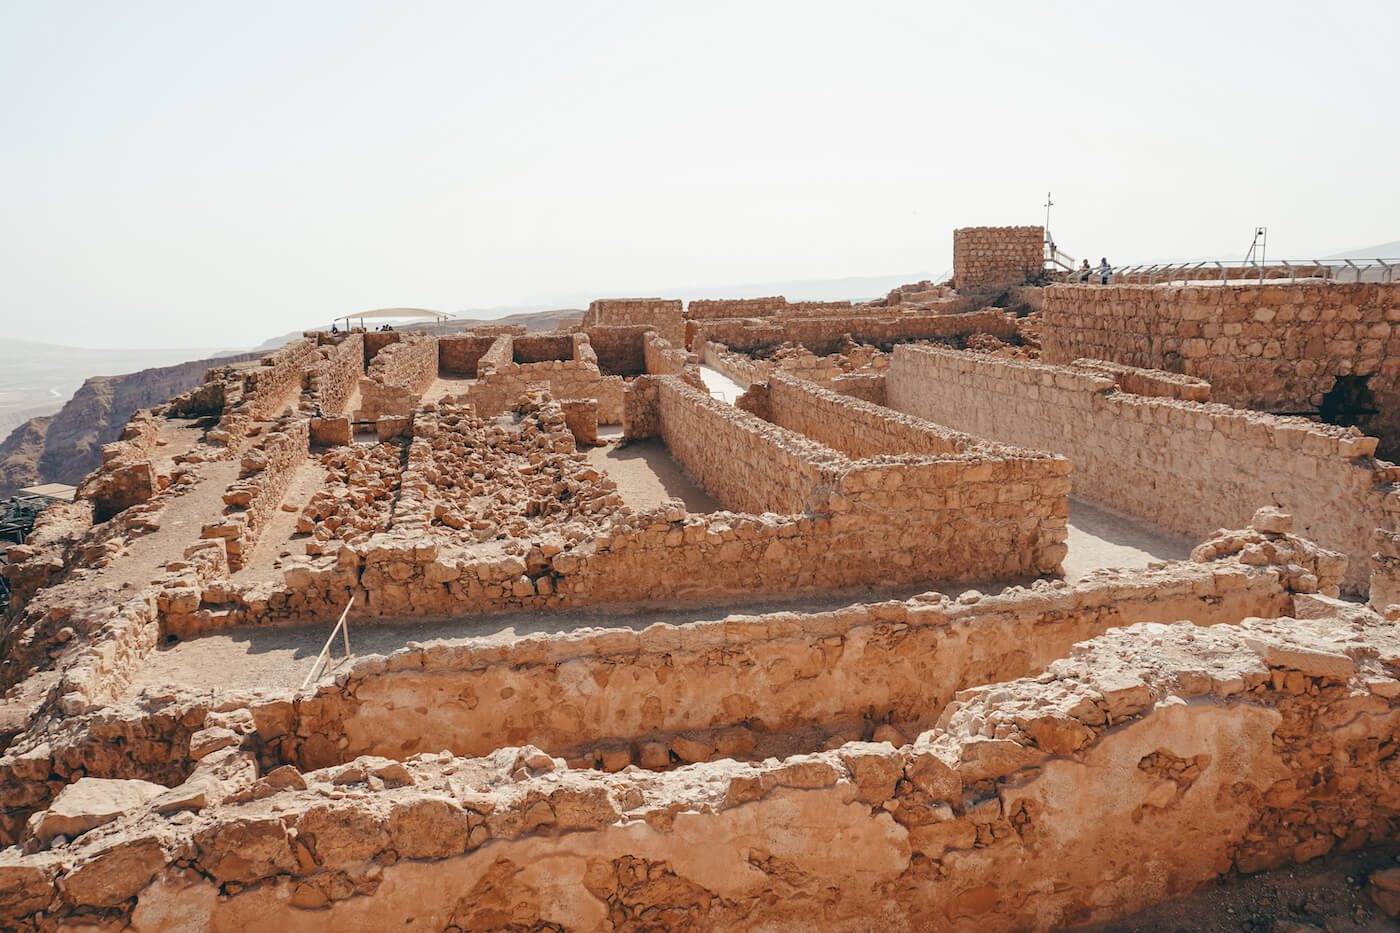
[587, 437, 719, 513]
[1063, 498, 1192, 581]
[423, 374, 476, 405]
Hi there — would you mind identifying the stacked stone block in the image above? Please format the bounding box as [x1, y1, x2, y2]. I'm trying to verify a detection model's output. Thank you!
[952, 225, 1044, 291]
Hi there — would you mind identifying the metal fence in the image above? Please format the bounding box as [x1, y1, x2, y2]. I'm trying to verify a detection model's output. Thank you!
[1051, 258, 1399, 286]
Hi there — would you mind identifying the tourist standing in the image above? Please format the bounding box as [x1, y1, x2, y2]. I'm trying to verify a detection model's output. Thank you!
[1099, 257, 1111, 285]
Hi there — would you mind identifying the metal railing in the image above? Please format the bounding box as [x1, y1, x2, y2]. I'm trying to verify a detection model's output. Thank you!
[1092, 258, 1400, 286]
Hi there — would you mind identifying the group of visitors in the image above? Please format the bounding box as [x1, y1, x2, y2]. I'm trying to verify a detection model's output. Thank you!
[1079, 258, 1112, 284]
[328, 322, 394, 334]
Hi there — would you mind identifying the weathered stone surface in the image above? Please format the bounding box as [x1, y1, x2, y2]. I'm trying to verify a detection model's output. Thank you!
[33, 778, 168, 843]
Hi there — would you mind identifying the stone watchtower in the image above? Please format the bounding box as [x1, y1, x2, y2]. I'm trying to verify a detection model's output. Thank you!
[952, 225, 1044, 291]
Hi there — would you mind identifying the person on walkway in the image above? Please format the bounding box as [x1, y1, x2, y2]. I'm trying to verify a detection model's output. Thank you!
[1079, 259, 1091, 283]
[331, 323, 338, 335]
[1099, 257, 1111, 285]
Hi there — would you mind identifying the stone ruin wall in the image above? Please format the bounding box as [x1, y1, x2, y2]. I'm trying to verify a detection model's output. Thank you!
[952, 224, 1044, 291]
[649, 376, 1069, 578]
[584, 325, 650, 375]
[887, 344, 1397, 594]
[696, 307, 1018, 355]
[686, 297, 860, 321]
[302, 332, 364, 416]
[641, 332, 693, 377]
[701, 340, 770, 387]
[470, 360, 625, 425]
[437, 334, 498, 376]
[4, 554, 1392, 929]
[205, 338, 320, 451]
[200, 419, 310, 571]
[763, 373, 965, 459]
[260, 556, 1294, 775]
[583, 298, 685, 348]
[357, 334, 437, 422]
[75, 414, 162, 523]
[1373, 529, 1400, 614]
[1041, 282, 1400, 457]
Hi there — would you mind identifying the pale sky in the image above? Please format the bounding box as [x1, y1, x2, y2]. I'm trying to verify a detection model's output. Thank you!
[2, 0, 1397, 349]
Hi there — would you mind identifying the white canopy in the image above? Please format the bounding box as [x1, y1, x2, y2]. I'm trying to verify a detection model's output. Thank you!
[335, 308, 452, 327]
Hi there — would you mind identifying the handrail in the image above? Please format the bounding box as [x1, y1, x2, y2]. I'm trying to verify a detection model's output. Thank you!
[300, 597, 355, 690]
[1099, 257, 1399, 285]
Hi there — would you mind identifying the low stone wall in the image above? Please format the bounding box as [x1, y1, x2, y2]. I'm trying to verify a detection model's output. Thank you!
[512, 333, 577, 364]
[76, 413, 161, 522]
[303, 333, 364, 416]
[831, 372, 886, 405]
[473, 334, 514, 376]
[697, 308, 1018, 354]
[469, 361, 625, 424]
[887, 345, 1399, 593]
[357, 335, 437, 421]
[702, 340, 770, 387]
[437, 334, 497, 376]
[272, 551, 1293, 773]
[1041, 282, 1400, 457]
[10, 603, 1397, 929]
[953, 224, 1044, 290]
[200, 419, 309, 570]
[583, 298, 685, 348]
[642, 332, 691, 376]
[764, 373, 968, 459]
[687, 297, 788, 319]
[206, 338, 319, 450]
[1072, 358, 1211, 401]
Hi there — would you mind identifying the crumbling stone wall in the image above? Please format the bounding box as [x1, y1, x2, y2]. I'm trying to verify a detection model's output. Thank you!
[687, 296, 788, 319]
[437, 334, 497, 376]
[357, 335, 436, 422]
[642, 332, 691, 376]
[76, 414, 161, 523]
[303, 333, 364, 416]
[473, 334, 513, 376]
[469, 362, 625, 424]
[764, 373, 966, 459]
[702, 341, 769, 387]
[200, 419, 309, 570]
[274, 553, 1293, 773]
[953, 224, 1044, 290]
[1372, 529, 1400, 614]
[887, 345, 1398, 593]
[206, 338, 320, 450]
[511, 333, 577, 364]
[1041, 282, 1400, 456]
[9, 607, 1399, 930]
[585, 325, 649, 375]
[697, 307, 1018, 354]
[582, 298, 685, 348]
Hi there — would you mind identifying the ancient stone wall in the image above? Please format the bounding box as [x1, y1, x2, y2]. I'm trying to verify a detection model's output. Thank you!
[362, 330, 399, 364]
[642, 333, 691, 376]
[76, 414, 161, 522]
[1041, 282, 1400, 457]
[887, 345, 1398, 592]
[702, 341, 769, 387]
[469, 362, 625, 424]
[697, 308, 1018, 354]
[1372, 529, 1400, 614]
[582, 298, 685, 348]
[357, 335, 436, 422]
[511, 333, 577, 364]
[1071, 358, 1211, 401]
[206, 338, 319, 451]
[200, 419, 309, 570]
[585, 325, 649, 376]
[274, 555, 1291, 773]
[474, 334, 514, 376]
[830, 372, 886, 405]
[764, 373, 967, 459]
[686, 297, 788, 319]
[303, 333, 364, 416]
[437, 334, 497, 376]
[9, 606, 1397, 929]
[952, 224, 1044, 291]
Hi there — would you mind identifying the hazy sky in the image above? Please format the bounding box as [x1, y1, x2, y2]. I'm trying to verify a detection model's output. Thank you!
[3, 1, 1397, 349]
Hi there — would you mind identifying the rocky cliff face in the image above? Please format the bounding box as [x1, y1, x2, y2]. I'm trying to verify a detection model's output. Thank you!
[0, 352, 262, 497]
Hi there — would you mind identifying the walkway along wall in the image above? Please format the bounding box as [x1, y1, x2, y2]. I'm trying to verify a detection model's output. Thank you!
[886, 344, 1399, 594]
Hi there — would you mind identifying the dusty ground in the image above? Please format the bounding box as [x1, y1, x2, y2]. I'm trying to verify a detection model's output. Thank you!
[1064, 497, 1193, 581]
[587, 436, 719, 512]
[1080, 843, 1400, 932]
[422, 373, 475, 404]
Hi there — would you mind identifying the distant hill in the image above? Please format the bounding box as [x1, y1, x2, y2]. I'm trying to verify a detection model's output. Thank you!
[1324, 240, 1400, 260]
[0, 350, 263, 497]
[252, 306, 580, 352]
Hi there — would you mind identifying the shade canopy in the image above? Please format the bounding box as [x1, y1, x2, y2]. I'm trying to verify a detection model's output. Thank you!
[335, 308, 452, 326]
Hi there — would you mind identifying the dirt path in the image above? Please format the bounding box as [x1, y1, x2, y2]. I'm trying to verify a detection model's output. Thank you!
[698, 364, 746, 404]
[1062, 498, 1193, 582]
[587, 438, 719, 513]
[230, 458, 328, 586]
